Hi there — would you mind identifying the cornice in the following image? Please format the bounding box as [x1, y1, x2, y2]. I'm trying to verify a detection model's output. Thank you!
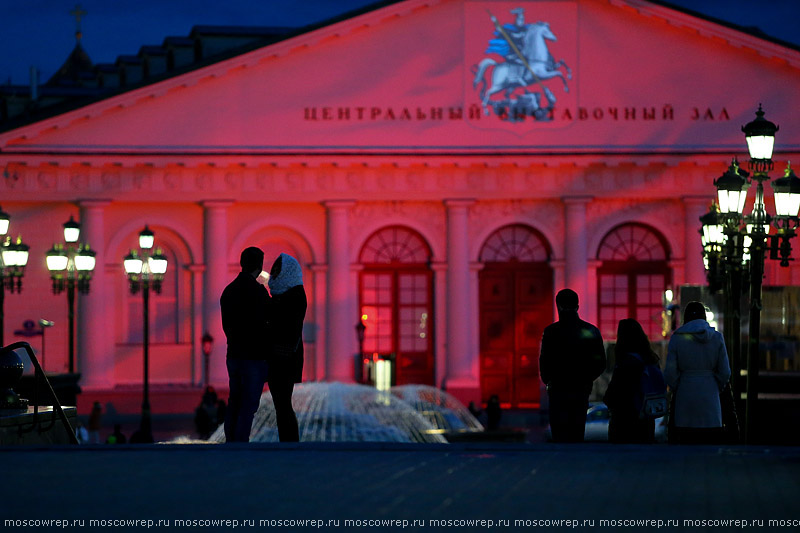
[5, 152, 793, 169]
[610, 0, 800, 68]
[2, 155, 790, 201]
[0, 0, 443, 145]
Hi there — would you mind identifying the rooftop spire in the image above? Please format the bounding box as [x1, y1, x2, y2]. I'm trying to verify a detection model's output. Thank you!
[46, 4, 93, 86]
[70, 4, 87, 42]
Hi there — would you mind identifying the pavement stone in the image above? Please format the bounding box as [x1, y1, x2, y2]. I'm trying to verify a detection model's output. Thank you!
[1, 442, 799, 532]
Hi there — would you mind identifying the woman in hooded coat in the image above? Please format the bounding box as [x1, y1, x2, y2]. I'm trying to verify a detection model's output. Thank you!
[664, 301, 731, 444]
[267, 253, 307, 442]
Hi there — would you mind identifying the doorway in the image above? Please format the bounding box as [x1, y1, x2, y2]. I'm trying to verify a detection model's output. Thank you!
[478, 225, 553, 407]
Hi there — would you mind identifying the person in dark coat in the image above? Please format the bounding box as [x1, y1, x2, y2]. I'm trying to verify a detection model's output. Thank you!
[486, 394, 502, 431]
[194, 386, 220, 440]
[106, 424, 127, 444]
[604, 318, 658, 444]
[266, 253, 306, 442]
[220, 247, 270, 443]
[539, 289, 606, 443]
[87, 401, 103, 444]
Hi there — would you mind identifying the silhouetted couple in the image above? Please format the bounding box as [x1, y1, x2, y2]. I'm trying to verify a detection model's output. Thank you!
[220, 247, 307, 443]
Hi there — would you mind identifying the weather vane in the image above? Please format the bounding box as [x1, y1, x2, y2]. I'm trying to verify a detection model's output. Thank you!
[70, 4, 87, 42]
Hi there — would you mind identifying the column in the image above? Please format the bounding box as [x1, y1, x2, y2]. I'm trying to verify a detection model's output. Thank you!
[563, 196, 592, 309]
[78, 199, 112, 389]
[586, 259, 602, 327]
[444, 199, 479, 403]
[186, 264, 205, 385]
[202, 200, 232, 388]
[669, 259, 686, 289]
[324, 200, 356, 382]
[310, 263, 328, 382]
[683, 196, 711, 285]
[431, 261, 448, 388]
[468, 261, 484, 384]
[549, 259, 566, 322]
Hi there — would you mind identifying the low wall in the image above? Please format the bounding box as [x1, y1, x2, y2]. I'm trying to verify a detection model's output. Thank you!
[0, 407, 77, 445]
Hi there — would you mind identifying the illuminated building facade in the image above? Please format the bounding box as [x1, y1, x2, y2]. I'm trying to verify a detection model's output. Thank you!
[2, 0, 800, 410]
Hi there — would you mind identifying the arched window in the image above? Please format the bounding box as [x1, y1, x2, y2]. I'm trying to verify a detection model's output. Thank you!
[359, 226, 433, 385]
[123, 245, 180, 345]
[597, 223, 671, 341]
[117, 229, 193, 385]
[360, 226, 430, 264]
[480, 224, 550, 262]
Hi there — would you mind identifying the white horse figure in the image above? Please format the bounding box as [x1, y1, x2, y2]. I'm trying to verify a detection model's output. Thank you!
[473, 22, 572, 115]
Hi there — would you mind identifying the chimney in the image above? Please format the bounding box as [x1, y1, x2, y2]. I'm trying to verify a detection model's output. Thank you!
[30, 66, 38, 101]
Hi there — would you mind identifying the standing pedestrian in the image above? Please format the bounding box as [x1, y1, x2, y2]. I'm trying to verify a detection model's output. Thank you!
[540, 289, 606, 443]
[87, 401, 103, 444]
[194, 386, 220, 440]
[664, 301, 731, 444]
[604, 318, 660, 443]
[106, 424, 127, 444]
[266, 253, 306, 442]
[221, 247, 270, 443]
[486, 394, 502, 431]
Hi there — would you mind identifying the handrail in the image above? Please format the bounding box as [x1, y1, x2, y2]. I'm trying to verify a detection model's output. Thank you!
[1, 341, 79, 445]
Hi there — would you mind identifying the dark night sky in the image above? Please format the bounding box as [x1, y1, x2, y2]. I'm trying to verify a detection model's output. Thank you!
[1, 0, 798, 85]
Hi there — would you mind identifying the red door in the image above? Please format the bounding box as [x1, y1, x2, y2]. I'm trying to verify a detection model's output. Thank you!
[479, 264, 552, 407]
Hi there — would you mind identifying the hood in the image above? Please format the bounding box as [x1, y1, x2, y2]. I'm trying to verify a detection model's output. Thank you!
[268, 253, 303, 295]
[674, 318, 715, 343]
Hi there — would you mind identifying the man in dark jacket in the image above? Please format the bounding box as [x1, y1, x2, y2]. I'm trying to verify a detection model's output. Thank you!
[220, 247, 270, 442]
[540, 289, 606, 442]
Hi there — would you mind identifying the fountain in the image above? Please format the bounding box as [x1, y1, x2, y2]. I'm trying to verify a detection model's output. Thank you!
[208, 382, 447, 443]
[390, 385, 484, 434]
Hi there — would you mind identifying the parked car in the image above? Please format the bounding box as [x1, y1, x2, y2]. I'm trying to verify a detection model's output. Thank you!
[545, 403, 667, 442]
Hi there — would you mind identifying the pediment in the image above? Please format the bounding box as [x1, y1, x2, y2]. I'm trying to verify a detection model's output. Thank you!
[3, 0, 800, 155]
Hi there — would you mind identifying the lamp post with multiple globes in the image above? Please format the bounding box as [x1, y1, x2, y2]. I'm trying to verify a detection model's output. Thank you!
[701, 105, 800, 444]
[45, 216, 96, 373]
[123, 226, 168, 443]
[0, 206, 30, 347]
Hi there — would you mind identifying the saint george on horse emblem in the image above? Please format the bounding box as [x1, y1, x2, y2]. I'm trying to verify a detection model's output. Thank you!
[472, 7, 572, 122]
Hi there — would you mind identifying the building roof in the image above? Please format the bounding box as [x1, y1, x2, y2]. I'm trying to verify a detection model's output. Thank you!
[1, 0, 798, 137]
[0, 22, 302, 130]
[45, 42, 94, 86]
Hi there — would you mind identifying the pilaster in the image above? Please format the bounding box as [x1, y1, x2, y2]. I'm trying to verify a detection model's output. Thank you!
[324, 200, 356, 382]
[202, 199, 233, 387]
[78, 199, 112, 389]
[443, 199, 479, 403]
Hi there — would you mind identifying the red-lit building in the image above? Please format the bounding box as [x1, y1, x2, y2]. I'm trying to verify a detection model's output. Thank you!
[2, 0, 800, 412]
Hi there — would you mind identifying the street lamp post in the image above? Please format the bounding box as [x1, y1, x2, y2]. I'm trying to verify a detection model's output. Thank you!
[702, 162, 750, 398]
[201, 332, 213, 388]
[0, 206, 30, 347]
[123, 225, 168, 443]
[45, 216, 96, 373]
[703, 106, 800, 444]
[355, 319, 366, 383]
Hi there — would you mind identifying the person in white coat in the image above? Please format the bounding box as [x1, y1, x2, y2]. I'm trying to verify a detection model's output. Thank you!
[665, 301, 731, 444]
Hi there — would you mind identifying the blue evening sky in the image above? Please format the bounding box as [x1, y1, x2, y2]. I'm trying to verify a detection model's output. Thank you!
[1, 0, 798, 85]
